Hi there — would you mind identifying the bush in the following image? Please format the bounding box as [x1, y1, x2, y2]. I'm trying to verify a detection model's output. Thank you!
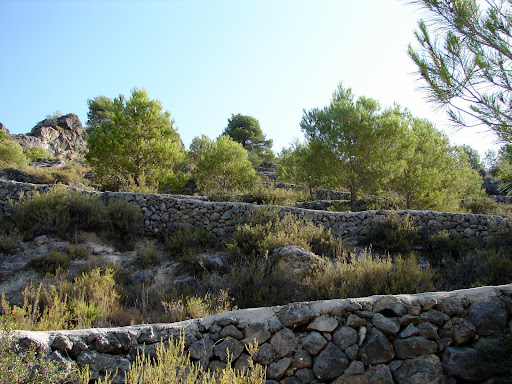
[423, 230, 477, 266]
[29, 245, 91, 276]
[0, 130, 27, 169]
[0, 319, 86, 384]
[366, 191, 408, 211]
[119, 336, 265, 384]
[17, 162, 92, 186]
[0, 267, 123, 330]
[366, 214, 420, 253]
[162, 290, 235, 323]
[11, 187, 143, 248]
[304, 251, 434, 300]
[12, 187, 104, 240]
[225, 257, 302, 308]
[225, 209, 344, 261]
[23, 147, 51, 161]
[0, 230, 20, 255]
[248, 183, 306, 206]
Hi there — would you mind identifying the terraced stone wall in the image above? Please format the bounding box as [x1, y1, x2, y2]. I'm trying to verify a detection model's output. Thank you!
[14, 284, 512, 383]
[0, 179, 510, 243]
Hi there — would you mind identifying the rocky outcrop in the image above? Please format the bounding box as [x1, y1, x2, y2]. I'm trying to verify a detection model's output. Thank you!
[13, 284, 512, 383]
[0, 122, 9, 134]
[14, 114, 86, 160]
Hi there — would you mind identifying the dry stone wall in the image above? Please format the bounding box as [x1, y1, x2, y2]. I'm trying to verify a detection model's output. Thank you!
[14, 284, 512, 383]
[1, 179, 511, 244]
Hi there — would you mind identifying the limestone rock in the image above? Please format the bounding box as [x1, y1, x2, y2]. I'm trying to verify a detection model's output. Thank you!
[252, 342, 276, 365]
[267, 357, 292, 380]
[373, 296, 407, 316]
[313, 342, 349, 381]
[468, 297, 508, 336]
[442, 346, 494, 382]
[242, 323, 272, 345]
[358, 328, 395, 365]
[271, 246, 326, 279]
[213, 336, 244, 362]
[291, 349, 312, 369]
[394, 336, 438, 359]
[333, 325, 358, 351]
[452, 318, 477, 345]
[372, 313, 400, 336]
[302, 331, 327, 356]
[15, 114, 86, 160]
[277, 303, 315, 328]
[307, 315, 338, 332]
[393, 354, 446, 384]
[271, 328, 298, 358]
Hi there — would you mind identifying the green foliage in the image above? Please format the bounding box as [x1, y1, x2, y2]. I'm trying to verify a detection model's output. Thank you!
[366, 191, 408, 211]
[408, 0, 512, 142]
[135, 241, 162, 270]
[478, 332, 512, 378]
[0, 130, 27, 169]
[225, 257, 302, 308]
[23, 146, 51, 161]
[10, 187, 143, 247]
[118, 336, 265, 384]
[188, 134, 214, 166]
[163, 226, 214, 258]
[458, 144, 483, 172]
[424, 230, 477, 266]
[300, 85, 409, 211]
[18, 162, 92, 186]
[388, 114, 483, 211]
[161, 291, 235, 323]
[0, 230, 20, 255]
[0, 267, 121, 330]
[462, 196, 512, 217]
[192, 135, 258, 195]
[248, 183, 306, 206]
[86, 88, 187, 192]
[366, 215, 420, 254]
[222, 113, 274, 164]
[29, 245, 91, 276]
[277, 140, 331, 199]
[226, 209, 344, 261]
[0, 320, 85, 384]
[435, 248, 512, 290]
[304, 252, 434, 301]
[12, 187, 104, 240]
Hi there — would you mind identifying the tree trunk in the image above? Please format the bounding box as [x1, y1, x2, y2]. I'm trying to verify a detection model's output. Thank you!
[350, 186, 357, 212]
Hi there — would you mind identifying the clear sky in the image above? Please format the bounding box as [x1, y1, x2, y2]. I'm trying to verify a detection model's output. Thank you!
[0, 0, 503, 157]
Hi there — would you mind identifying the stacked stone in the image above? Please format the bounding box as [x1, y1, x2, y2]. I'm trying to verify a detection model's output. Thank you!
[14, 285, 512, 384]
[1, 180, 511, 243]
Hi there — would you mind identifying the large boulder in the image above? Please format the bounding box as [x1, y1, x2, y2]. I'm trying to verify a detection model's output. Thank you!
[15, 114, 86, 160]
[0, 122, 9, 134]
[270, 245, 326, 279]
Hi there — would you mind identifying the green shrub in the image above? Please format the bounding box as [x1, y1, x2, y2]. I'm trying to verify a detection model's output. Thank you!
[423, 230, 477, 266]
[12, 187, 103, 240]
[249, 183, 306, 206]
[18, 162, 92, 186]
[304, 251, 434, 300]
[0, 267, 122, 330]
[0, 130, 27, 169]
[163, 226, 214, 258]
[225, 257, 302, 308]
[0, 230, 20, 255]
[161, 290, 235, 323]
[366, 191, 408, 210]
[101, 197, 144, 249]
[28, 246, 87, 276]
[0, 319, 86, 384]
[226, 209, 344, 261]
[11, 187, 143, 248]
[366, 214, 420, 253]
[135, 242, 162, 269]
[23, 147, 51, 161]
[120, 336, 265, 384]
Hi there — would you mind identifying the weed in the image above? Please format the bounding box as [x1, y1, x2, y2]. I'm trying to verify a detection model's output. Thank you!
[249, 183, 306, 206]
[0, 230, 20, 254]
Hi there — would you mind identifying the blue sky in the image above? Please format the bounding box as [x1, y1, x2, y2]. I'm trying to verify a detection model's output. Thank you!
[0, 0, 503, 156]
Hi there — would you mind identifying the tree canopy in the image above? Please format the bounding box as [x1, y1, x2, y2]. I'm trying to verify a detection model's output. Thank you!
[300, 84, 408, 210]
[192, 135, 258, 195]
[408, 0, 512, 142]
[85, 88, 186, 192]
[221, 114, 274, 164]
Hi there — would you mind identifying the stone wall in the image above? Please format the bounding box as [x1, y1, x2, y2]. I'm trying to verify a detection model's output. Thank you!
[14, 284, 512, 383]
[1, 179, 510, 244]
